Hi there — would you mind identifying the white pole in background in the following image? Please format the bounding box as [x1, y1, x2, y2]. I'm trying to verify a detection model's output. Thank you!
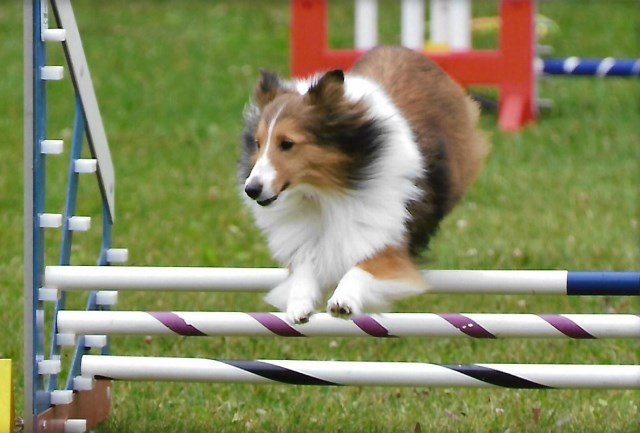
[429, 0, 448, 45]
[429, 0, 471, 50]
[449, 0, 471, 50]
[401, 0, 424, 49]
[354, 0, 378, 49]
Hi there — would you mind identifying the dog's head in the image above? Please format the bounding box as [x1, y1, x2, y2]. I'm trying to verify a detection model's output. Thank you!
[239, 69, 381, 207]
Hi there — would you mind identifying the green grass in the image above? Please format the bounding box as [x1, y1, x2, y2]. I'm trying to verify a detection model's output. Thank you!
[1, 1, 638, 432]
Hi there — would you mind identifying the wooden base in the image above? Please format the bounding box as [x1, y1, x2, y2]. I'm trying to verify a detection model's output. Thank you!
[36, 380, 111, 433]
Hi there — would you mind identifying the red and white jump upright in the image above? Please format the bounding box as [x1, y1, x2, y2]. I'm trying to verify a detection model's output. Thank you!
[290, 0, 536, 131]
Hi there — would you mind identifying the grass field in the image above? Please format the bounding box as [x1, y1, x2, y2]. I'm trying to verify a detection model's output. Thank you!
[1, 1, 638, 432]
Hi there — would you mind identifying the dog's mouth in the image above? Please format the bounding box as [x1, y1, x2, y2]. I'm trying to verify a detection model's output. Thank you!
[257, 195, 278, 207]
[256, 182, 290, 207]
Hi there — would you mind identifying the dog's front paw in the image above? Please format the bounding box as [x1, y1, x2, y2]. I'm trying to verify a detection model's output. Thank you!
[286, 300, 315, 324]
[327, 294, 362, 318]
[328, 267, 371, 318]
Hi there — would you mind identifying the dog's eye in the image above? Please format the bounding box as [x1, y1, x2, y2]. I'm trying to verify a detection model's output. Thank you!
[254, 139, 261, 149]
[279, 139, 294, 151]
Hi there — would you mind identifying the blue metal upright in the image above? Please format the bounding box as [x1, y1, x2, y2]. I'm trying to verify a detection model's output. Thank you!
[24, 1, 115, 431]
[25, 0, 53, 421]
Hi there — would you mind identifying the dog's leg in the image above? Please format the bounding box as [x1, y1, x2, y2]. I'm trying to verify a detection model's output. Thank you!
[327, 246, 427, 318]
[265, 262, 320, 324]
[263, 275, 292, 312]
[286, 262, 321, 323]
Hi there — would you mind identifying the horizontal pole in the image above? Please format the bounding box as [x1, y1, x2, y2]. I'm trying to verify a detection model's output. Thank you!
[81, 356, 640, 389]
[57, 311, 640, 339]
[44, 267, 640, 296]
[539, 57, 640, 76]
[45, 266, 288, 292]
[316, 49, 505, 85]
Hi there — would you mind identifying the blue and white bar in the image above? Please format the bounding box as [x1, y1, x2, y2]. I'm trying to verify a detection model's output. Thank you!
[81, 356, 640, 389]
[537, 57, 640, 77]
[56, 311, 640, 339]
[44, 266, 640, 296]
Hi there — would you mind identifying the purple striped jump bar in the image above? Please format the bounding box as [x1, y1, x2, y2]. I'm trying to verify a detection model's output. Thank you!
[56, 311, 640, 340]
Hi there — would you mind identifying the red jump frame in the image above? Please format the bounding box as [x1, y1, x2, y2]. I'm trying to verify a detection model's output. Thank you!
[290, 0, 535, 131]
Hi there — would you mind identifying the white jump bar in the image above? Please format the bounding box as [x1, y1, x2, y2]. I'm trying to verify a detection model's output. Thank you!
[81, 355, 640, 389]
[45, 266, 288, 292]
[44, 266, 569, 294]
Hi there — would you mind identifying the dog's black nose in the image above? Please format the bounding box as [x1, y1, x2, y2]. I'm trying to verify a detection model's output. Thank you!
[244, 179, 263, 200]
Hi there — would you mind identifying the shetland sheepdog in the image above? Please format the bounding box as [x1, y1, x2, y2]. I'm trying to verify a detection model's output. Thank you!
[239, 46, 489, 324]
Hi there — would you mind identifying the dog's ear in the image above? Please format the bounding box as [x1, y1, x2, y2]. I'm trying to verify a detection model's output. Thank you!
[305, 69, 345, 107]
[254, 69, 281, 109]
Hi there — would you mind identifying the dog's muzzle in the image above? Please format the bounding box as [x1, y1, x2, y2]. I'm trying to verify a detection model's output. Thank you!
[244, 179, 278, 207]
[244, 179, 263, 200]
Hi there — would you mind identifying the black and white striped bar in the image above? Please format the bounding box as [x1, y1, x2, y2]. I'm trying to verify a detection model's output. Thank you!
[81, 356, 640, 389]
[57, 311, 640, 339]
[44, 267, 640, 296]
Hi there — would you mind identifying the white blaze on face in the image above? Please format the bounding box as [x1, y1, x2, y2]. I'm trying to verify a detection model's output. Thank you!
[245, 102, 287, 202]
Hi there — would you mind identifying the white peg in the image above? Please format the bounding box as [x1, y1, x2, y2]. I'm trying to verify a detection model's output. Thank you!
[56, 333, 76, 346]
[51, 390, 74, 405]
[64, 419, 87, 433]
[73, 376, 94, 391]
[39, 213, 62, 228]
[41, 66, 64, 80]
[41, 139, 64, 154]
[36, 309, 45, 327]
[536, 98, 554, 109]
[38, 359, 61, 375]
[68, 216, 91, 232]
[106, 248, 128, 263]
[96, 291, 118, 306]
[43, 28, 67, 42]
[74, 159, 97, 173]
[84, 335, 107, 348]
[38, 287, 59, 302]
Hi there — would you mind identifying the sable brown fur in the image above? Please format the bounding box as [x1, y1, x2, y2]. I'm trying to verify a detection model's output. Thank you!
[350, 46, 490, 254]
